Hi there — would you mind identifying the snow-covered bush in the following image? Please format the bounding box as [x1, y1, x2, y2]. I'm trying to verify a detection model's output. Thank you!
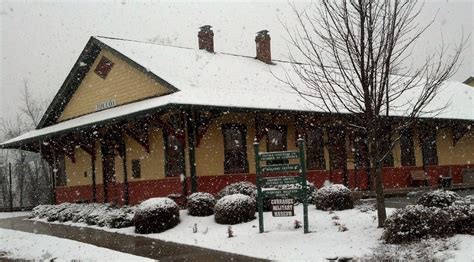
[57, 203, 83, 222]
[216, 182, 256, 199]
[85, 204, 113, 226]
[214, 194, 256, 225]
[416, 190, 460, 208]
[383, 205, 454, 244]
[187, 192, 216, 216]
[133, 197, 180, 234]
[31, 203, 135, 229]
[446, 199, 474, 235]
[30, 204, 58, 219]
[44, 203, 71, 222]
[313, 184, 353, 211]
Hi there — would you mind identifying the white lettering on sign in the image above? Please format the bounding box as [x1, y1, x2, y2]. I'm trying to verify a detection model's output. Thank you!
[96, 99, 116, 111]
[271, 198, 295, 217]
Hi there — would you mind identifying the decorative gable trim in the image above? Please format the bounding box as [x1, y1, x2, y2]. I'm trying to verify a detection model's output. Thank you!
[37, 36, 179, 129]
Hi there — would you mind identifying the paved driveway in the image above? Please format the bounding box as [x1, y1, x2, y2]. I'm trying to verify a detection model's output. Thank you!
[0, 216, 265, 262]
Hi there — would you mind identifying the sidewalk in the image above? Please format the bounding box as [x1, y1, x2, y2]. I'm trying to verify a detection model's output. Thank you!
[0, 216, 265, 262]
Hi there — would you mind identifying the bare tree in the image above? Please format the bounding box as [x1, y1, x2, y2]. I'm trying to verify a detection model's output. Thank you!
[0, 80, 51, 208]
[283, 0, 465, 227]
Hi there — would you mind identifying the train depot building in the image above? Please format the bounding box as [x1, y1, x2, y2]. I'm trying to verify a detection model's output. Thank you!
[1, 27, 473, 205]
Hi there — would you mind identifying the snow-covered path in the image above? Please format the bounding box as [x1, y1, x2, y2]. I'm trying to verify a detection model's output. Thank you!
[0, 211, 30, 219]
[0, 228, 153, 261]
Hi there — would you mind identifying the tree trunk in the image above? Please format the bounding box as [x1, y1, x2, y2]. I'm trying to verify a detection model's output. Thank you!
[374, 163, 387, 227]
[368, 124, 387, 228]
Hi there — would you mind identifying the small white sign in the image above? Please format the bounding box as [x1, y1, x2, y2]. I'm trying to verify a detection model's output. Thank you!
[96, 99, 116, 111]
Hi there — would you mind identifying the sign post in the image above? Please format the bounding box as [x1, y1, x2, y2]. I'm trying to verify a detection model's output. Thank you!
[254, 138, 309, 234]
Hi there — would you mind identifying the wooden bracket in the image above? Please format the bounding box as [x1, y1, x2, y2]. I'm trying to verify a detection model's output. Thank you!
[452, 122, 470, 147]
[124, 121, 151, 153]
[196, 110, 220, 147]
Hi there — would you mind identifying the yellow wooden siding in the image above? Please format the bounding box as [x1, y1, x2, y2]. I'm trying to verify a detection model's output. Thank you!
[125, 128, 166, 181]
[63, 112, 474, 188]
[58, 49, 172, 122]
[64, 147, 92, 187]
[437, 128, 474, 165]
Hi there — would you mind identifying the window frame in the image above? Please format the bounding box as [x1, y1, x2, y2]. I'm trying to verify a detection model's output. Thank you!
[94, 56, 114, 79]
[421, 128, 438, 166]
[266, 125, 288, 165]
[163, 129, 186, 178]
[400, 128, 416, 166]
[222, 123, 249, 174]
[132, 159, 141, 178]
[305, 127, 326, 170]
[327, 126, 346, 170]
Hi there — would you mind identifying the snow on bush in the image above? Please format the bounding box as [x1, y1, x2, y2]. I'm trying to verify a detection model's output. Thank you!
[187, 192, 216, 217]
[214, 194, 256, 225]
[30, 203, 135, 229]
[133, 197, 180, 234]
[383, 205, 454, 244]
[216, 182, 256, 199]
[416, 190, 460, 208]
[446, 198, 474, 235]
[314, 184, 353, 211]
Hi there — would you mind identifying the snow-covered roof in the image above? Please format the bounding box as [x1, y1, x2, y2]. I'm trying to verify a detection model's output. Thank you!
[1, 36, 473, 147]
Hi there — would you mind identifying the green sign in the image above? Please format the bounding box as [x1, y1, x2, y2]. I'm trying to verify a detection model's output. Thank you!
[261, 164, 300, 173]
[254, 141, 310, 234]
[263, 188, 302, 198]
[261, 176, 301, 187]
[260, 151, 299, 161]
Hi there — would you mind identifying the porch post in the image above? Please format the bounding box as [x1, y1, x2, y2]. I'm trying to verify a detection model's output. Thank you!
[91, 155, 97, 203]
[186, 109, 198, 193]
[121, 138, 129, 205]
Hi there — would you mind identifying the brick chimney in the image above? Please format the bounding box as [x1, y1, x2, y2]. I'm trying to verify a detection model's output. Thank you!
[255, 30, 272, 64]
[198, 25, 214, 53]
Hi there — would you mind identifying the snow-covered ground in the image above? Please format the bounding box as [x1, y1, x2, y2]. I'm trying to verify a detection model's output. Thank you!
[0, 211, 30, 219]
[0, 228, 152, 261]
[33, 205, 474, 261]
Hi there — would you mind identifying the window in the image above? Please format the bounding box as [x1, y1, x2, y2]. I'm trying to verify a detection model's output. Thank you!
[353, 130, 369, 169]
[164, 131, 185, 177]
[132, 159, 141, 178]
[305, 127, 325, 170]
[400, 128, 415, 166]
[379, 126, 394, 167]
[94, 56, 114, 79]
[327, 126, 346, 170]
[222, 124, 248, 174]
[421, 128, 438, 165]
[55, 156, 67, 186]
[266, 125, 288, 165]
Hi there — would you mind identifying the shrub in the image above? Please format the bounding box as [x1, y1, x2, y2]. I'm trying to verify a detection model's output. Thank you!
[314, 184, 353, 211]
[214, 194, 256, 224]
[133, 197, 180, 234]
[30, 204, 57, 219]
[416, 190, 460, 208]
[101, 206, 136, 228]
[45, 203, 70, 222]
[216, 182, 256, 199]
[383, 205, 454, 244]
[85, 204, 113, 226]
[187, 192, 216, 216]
[446, 199, 474, 234]
[57, 203, 83, 222]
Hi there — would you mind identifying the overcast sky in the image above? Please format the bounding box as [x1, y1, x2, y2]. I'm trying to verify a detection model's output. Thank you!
[0, 0, 472, 124]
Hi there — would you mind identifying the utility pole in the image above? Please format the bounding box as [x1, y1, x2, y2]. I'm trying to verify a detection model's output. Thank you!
[9, 163, 13, 212]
